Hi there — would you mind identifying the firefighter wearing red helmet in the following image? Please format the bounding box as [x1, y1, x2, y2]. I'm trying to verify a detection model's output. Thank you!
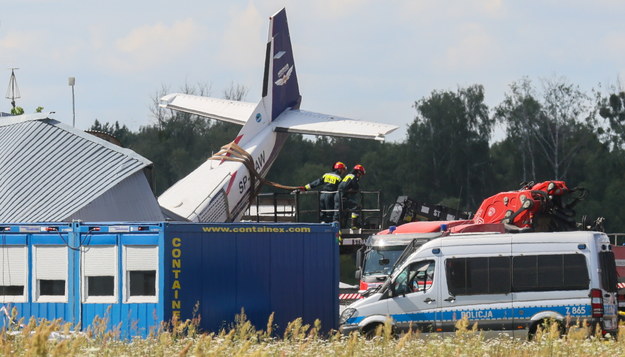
[298, 161, 347, 222]
[334, 164, 366, 229]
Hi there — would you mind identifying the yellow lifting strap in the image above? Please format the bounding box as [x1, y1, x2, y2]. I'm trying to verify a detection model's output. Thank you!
[208, 141, 300, 191]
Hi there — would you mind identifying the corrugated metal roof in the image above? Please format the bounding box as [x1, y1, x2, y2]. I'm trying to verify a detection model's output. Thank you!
[0, 114, 158, 222]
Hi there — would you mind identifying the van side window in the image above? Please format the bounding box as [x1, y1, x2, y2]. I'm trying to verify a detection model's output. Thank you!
[393, 260, 434, 296]
[512, 254, 588, 292]
[446, 257, 511, 296]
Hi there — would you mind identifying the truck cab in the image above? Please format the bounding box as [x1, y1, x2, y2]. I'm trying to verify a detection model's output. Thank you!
[356, 232, 441, 294]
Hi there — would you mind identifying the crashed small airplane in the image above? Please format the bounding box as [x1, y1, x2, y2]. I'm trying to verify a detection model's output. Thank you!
[158, 8, 398, 222]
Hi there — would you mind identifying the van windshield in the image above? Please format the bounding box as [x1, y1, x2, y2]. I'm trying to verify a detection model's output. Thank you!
[363, 247, 405, 276]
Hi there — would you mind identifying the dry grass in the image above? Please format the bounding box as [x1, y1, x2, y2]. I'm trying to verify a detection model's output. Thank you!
[1, 312, 625, 356]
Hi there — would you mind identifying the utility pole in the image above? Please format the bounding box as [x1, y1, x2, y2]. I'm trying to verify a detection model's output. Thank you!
[68, 77, 75, 127]
[5, 68, 20, 109]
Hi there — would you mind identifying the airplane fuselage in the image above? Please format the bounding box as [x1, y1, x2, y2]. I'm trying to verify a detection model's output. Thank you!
[158, 121, 286, 222]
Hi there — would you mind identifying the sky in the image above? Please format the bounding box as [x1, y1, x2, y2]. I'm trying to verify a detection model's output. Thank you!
[2, 0, 625, 143]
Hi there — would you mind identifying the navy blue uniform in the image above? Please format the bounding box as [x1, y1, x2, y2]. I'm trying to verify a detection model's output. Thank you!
[334, 173, 360, 224]
[304, 171, 342, 222]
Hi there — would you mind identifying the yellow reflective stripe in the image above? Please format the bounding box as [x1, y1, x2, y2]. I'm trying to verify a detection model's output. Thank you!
[304, 184, 312, 190]
[342, 174, 355, 182]
[323, 173, 341, 184]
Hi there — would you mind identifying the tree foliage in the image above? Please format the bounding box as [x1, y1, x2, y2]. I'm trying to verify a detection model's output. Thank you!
[598, 90, 625, 147]
[406, 85, 493, 208]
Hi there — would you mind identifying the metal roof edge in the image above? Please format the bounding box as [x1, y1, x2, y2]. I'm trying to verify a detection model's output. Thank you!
[0, 112, 53, 127]
[1, 113, 153, 167]
[53, 121, 153, 167]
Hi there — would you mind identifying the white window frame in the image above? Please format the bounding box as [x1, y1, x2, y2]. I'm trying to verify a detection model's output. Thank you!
[33, 245, 68, 303]
[0, 245, 28, 303]
[81, 245, 117, 304]
[123, 245, 158, 303]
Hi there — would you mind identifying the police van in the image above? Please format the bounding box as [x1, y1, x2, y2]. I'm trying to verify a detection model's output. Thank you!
[339, 231, 619, 338]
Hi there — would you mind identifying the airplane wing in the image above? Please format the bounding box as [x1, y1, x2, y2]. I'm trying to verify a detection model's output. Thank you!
[159, 93, 256, 125]
[274, 109, 398, 141]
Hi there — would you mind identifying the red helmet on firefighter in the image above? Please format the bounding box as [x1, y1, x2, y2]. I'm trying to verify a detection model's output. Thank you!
[333, 161, 346, 170]
[353, 164, 366, 175]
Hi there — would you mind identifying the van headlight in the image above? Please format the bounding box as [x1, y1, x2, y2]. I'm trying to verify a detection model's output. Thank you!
[340, 308, 358, 325]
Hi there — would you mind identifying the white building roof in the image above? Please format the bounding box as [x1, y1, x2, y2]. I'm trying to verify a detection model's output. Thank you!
[0, 114, 163, 222]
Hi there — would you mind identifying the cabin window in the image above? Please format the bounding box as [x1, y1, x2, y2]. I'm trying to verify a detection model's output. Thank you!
[124, 246, 158, 303]
[34, 246, 67, 302]
[129, 271, 156, 296]
[82, 246, 117, 303]
[0, 245, 27, 302]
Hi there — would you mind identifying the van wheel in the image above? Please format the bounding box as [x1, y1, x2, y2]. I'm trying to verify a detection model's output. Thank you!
[362, 323, 383, 339]
[528, 319, 564, 340]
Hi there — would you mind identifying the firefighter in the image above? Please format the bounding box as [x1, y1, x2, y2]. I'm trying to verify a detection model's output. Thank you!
[298, 161, 347, 222]
[334, 164, 366, 229]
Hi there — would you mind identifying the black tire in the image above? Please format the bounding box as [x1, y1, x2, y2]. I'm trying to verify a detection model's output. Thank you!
[362, 323, 383, 339]
[528, 319, 564, 340]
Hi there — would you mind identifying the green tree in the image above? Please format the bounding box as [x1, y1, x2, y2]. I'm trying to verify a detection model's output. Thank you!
[496, 77, 596, 180]
[539, 78, 595, 179]
[597, 90, 625, 148]
[494, 78, 542, 182]
[89, 119, 134, 146]
[406, 85, 494, 209]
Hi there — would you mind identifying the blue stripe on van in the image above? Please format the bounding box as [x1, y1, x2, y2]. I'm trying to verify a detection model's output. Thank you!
[514, 304, 591, 319]
[348, 316, 366, 324]
[439, 307, 512, 321]
[347, 304, 592, 325]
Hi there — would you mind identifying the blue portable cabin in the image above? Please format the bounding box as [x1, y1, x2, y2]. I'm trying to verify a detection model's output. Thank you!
[0, 223, 76, 327]
[0, 222, 339, 337]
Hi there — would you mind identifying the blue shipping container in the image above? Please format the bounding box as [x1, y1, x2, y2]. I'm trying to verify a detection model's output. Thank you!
[0, 222, 339, 337]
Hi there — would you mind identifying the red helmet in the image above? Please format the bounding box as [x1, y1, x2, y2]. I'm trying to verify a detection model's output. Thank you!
[353, 164, 366, 175]
[333, 161, 346, 170]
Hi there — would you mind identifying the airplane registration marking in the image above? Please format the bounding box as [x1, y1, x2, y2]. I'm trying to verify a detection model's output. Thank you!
[238, 150, 267, 194]
[255, 151, 266, 172]
[238, 175, 249, 194]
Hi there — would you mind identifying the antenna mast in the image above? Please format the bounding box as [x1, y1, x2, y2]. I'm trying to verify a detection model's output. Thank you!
[5, 68, 21, 109]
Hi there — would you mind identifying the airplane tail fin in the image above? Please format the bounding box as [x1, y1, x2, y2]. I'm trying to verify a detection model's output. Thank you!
[262, 8, 301, 121]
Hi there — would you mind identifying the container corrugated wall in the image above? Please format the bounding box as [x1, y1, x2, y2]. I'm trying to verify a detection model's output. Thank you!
[163, 222, 339, 334]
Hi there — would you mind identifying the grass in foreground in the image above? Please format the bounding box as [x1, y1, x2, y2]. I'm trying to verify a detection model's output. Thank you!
[1, 312, 625, 356]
